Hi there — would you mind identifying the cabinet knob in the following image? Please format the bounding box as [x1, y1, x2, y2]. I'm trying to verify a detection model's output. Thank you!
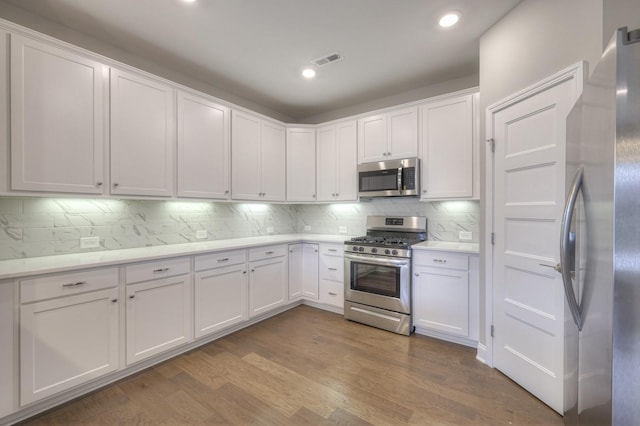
[225, 190, 229, 194]
[96, 182, 103, 187]
[111, 298, 118, 303]
[415, 272, 419, 276]
[335, 193, 339, 197]
[129, 295, 135, 299]
[113, 182, 119, 188]
[423, 190, 427, 193]
[243, 271, 247, 274]
[251, 269, 255, 273]
[312, 194, 316, 198]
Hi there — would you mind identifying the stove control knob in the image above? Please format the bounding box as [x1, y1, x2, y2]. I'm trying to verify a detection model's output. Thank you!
[385, 249, 391, 255]
[392, 249, 398, 256]
[358, 246, 365, 252]
[352, 246, 358, 251]
[371, 248, 377, 254]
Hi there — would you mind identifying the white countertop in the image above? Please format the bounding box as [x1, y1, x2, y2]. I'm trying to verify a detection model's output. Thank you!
[0, 234, 348, 280]
[413, 241, 480, 255]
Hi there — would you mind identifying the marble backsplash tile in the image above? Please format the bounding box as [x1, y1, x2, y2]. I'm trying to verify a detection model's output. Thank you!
[0, 197, 479, 260]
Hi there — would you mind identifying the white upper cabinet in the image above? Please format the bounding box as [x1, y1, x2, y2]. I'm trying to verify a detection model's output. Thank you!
[177, 91, 230, 199]
[110, 68, 175, 197]
[10, 34, 107, 194]
[317, 120, 357, 201]
[286, 127, 316, 202]
[231, 110, 285, 201]
[419, 93, 474, 199]
[357, 106, 417, 163]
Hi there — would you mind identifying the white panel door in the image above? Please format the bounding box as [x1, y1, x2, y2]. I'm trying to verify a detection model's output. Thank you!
[387, 106, 418, 160]
[231, 110, 261, 200]
[249, 257, 287, 318]
[260, 120, 286, 201]
[194, 264, 248, 338]
[301, 243, 319, 299]
[110, 69, 175, 197]
[11, 35, 106, 194]
[126, 276, 192, 365]
[491, 72, 581, 414]
[420, 94, 473, 199]
[316, 125, 337, 201]
[286, 128, 316, 202]
[288, 244, 303, 300]
[177, 91, 230, 199]
[335, 121, 358, 201]
[20, 288, 119, 405]
[358, 114, 387, 163]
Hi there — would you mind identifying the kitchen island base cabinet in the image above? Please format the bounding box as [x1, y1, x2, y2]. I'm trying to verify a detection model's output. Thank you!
[20, 287, 119, 405]
[249, 246, 288, 318]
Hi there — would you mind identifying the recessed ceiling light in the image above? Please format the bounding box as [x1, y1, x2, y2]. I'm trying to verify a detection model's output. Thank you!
[182, 0, 196, 3]
[302, 68, 316, 79]
[439, 11, 460, 28]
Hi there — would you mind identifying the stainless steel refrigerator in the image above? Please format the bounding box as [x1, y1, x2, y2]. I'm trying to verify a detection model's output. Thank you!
[563, 27, 640, 425]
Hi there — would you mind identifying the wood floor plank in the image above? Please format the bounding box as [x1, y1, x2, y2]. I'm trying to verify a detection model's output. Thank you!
[22, 305, 563, 425]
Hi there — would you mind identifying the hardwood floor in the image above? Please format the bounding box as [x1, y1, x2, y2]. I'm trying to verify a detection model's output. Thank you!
[22, 306, 563, 425]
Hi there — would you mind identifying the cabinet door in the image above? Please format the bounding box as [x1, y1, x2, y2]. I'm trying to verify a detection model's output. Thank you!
[335, 121, 358, 201]
[20, 288, 119, 405]
[301, 243, 319, 299]
[231, 110, 261, 200]
[413, 266, 469, 337]
[288, 244, 303, 300]
[249, 257, 287, 317]
[194, 264, 247, 338]
[387, 106, 418, 159]
[420, 94, 473, 199]
[286, 128, 316, 202]
[11, 35, 106, 194]
[357, 114, 387, 163]
[110, 68, 175, 197]
[0, 282, 13, 417]
[260, 120, 286, 201]
[316, 125, 337, 201]
[126, 275, 192, 364]
[177, 91, 230, 199]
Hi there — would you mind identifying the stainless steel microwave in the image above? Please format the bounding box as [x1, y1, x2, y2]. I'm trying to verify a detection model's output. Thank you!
[357, 158, 419, 198]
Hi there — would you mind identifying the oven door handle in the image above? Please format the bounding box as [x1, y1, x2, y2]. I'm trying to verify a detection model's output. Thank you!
[397, 167, 403, 192]
[344, 253, 409, 267]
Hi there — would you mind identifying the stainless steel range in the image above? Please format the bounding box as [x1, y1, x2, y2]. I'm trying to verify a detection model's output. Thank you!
[344, 216, 427, 335]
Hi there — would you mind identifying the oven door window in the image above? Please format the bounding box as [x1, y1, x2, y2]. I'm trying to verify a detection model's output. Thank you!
[350, 261, 400, 298]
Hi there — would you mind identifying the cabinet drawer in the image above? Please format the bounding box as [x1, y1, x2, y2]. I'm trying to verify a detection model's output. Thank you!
[249, 245, 287, 262]
[319, 244, 343, 256]
[125, 257, 190, 284]
[195, 249, 246, 272]
[20, 267, 118, 304]
[320, 255, 344, 281]
[319, 279, 344, 308]
[413, 251, 468, 270]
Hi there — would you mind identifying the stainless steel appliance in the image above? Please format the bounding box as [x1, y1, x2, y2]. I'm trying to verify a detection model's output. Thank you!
[562, 27, 640, 425]
[344, 216, 427, 335]
[357, 158, 419, 198]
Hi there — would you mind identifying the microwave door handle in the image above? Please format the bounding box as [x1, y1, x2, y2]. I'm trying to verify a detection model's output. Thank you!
[397, 167, 403, 192]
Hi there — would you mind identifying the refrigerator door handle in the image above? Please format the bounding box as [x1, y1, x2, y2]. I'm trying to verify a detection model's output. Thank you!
[561, 166, 584, 331]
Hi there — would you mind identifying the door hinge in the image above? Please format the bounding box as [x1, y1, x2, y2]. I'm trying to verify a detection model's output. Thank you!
[491, 232, 495, 245]
[491, 325, 495, 337]
[486, 138, 495, 153]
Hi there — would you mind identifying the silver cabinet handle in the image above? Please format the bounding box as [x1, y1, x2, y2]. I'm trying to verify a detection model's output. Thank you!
[328, 292, 337, 296]
[62, 281, 86, 287]
[328, 268, 338, 271]
[561, 166, 583, 331]
[265, 251, 274, 255]
[153, 267, 170, 273]
[217, 258, 229, 262]
[432, 258, 447, 263]
[328, 249, 338, 252]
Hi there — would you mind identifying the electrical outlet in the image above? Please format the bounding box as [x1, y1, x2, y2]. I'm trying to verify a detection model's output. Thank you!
[196, 230, 208, 240]
[459, 231, 473, 241]
[304, 225, 311, 231]
[80, 236, 100, 249]
[339, 226, 347, 234]
[267, 226, 274, 234]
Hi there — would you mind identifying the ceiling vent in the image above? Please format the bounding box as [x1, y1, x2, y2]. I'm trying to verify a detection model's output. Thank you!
[313, 52, 344, 67]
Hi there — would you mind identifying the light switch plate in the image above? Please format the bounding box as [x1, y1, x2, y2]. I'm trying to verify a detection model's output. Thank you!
[304, 225, 312, 231]
[196, 230, 208, 240]
[339, 226, 347, 234]
[267, 226, 274, 234]
[459, 231, 473, 241]
[80, 236, 100, 249]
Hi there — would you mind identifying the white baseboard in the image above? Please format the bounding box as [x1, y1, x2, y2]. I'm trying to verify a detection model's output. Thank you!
[414, 326, 477, 349]
[476, 342, 487, 364]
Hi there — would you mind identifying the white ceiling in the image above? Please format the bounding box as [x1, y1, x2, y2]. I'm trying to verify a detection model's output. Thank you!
[3, 0, 521, 121]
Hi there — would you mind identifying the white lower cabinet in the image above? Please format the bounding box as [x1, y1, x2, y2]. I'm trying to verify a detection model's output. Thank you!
[249, 245, 288, 318]
[194, 250, 248, 338]
[412, 250, 479, 345]
[0, 282, 14, 417]
[19, 268, 120, 405]
[125, 258, 192, 365]
[318, 244, 344, 309]
[288, 243, 319, 301]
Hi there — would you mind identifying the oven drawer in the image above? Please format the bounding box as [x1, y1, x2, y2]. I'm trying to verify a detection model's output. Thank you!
[413, 251, 468, 271]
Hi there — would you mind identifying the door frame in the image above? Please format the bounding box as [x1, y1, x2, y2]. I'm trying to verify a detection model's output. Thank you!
[483, 61, 585, 367]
